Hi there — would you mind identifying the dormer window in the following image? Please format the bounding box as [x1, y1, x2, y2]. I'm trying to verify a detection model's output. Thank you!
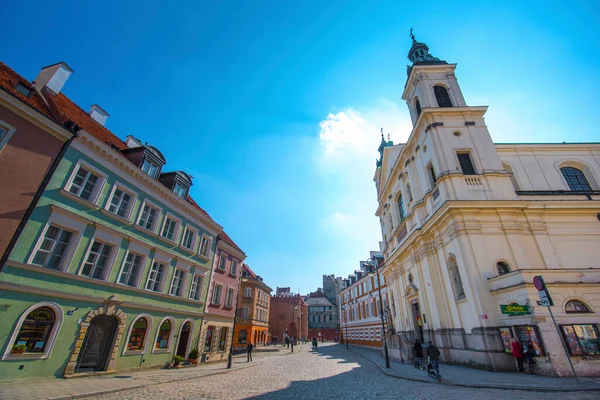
[15, 82, 33, 97]
[173, 182, 187, 198]
[141, 159, 159, 179]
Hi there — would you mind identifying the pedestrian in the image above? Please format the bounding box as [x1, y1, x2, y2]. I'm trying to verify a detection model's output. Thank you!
[312, 337, 318, 351]
[290, 337, 295, 352]
[511, 338, 524, 373]
[523, 343, 536, 375]
[247, 342, 254, 362]
[426, 341, 441, 378]
[413, 339, 424, 370]
[285, 336, 290, 348]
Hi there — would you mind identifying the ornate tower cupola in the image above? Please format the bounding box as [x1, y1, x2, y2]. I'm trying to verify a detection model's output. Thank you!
[406, 29, 447, 76]
[376, 128, 393, 167]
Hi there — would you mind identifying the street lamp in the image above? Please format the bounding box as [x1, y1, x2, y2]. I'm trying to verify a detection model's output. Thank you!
[367, 257, 391, 369]
[227, 277, 248, 369]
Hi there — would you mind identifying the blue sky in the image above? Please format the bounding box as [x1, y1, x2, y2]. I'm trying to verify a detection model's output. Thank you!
[1, 1, 599, 294]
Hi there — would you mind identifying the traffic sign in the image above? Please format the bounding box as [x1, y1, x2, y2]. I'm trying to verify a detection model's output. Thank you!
[533, 275, 553, 307]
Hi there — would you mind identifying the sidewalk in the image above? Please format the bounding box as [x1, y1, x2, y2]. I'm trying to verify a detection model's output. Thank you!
[0, 356, 261, 400]
[345, 345, 600, 392]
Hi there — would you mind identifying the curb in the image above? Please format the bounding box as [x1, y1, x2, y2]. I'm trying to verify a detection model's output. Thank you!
[45, 361, 263, 400]
[343, 346, 600, 393]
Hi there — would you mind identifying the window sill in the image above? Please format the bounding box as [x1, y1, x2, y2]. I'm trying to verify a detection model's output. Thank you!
[210, 302, 221, 306]
[179, 245, 196, 255]
[123, 349, 146, 356]
[157, 235, 179, 248]
[215, 268, 226, 274]
[59, 189, 100, 209]
[152, 349, 170, 354]
[100, 208, 133, 226]
[2, 352, 49, 361]
[134, 224, 158, 237]
[228, 272, 238, 278]
[197, 253, 211, 261]
[223, 305, 233, 310]
[455, 297, 467, 303]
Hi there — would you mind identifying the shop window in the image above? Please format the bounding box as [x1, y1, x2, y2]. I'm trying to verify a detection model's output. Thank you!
[154, 319, 172, 350]
[561, 324, 600, 356]
[513, 325, 545, 356]
[5, 304, 62, 359]
[127, 316, 149, 351]
[204, 326, 215, 352]
[565, 300, 592, 313]
[218, 328, 228, 351]
[238, 329, 247, 344]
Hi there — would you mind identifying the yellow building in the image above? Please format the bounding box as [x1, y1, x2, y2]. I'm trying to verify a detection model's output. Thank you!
[374, 35, 600, 376]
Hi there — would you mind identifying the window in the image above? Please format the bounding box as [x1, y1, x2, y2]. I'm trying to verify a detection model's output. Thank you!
[415, 98, 422, 117]
[225, 288, 235, 307]
[199, 236, 211, 257]
[561, 324, 600, 356]
[212, 284, 222, 304]
[10, 306, 55, 355]
[448, 255, 466, 300]
[189, 275, 203, 300]
[204, 326, 215, 352]
[397, 195, 405, 222]
[127, 316, 149, 351]
[146, 261, 165, 292]
[182, 228, 195, 250]
[68, 165, 101, 202]
[0, 120, 16, 153]
[15, 82, 32, 97]
[138, 203, 158, 231]
[241, 307, 249, 319]
[427, 164, 437, 189]
[560, 166, 592, 192]
[434, 85, 452, 107]
[119, 252, 143, 287]
[496, 262, 511, 276]
[238, 329, 247, 344]
[32, 225, 74, 270]
[173, 182, 187, 198]
[565, 300, 592, 313]
[457, 152, 476, 175]
[108, 187, 133, 218]
[244, 287, 252, 298]
[141, 159, 159, 179]
[170, 269, 186, 296]
[231, 260, 238, 276]
[218, 254, 227, 270]
[155, 319, 172, 350]
[161, 216, 178, 241]
[218, 327, 228, 351]
[81, 240, 113, 280]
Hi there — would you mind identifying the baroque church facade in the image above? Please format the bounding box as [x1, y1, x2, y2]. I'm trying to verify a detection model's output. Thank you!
[375, 35, 600, 376]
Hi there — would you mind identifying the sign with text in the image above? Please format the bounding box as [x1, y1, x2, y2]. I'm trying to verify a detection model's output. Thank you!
[533, 275, 553, 307]
[500, 304, 530, 315]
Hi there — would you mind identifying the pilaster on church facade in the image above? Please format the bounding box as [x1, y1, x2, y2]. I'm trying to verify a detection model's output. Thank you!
[374, 34, 600, 377]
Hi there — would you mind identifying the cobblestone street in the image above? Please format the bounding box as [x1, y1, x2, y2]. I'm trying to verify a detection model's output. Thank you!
[92, 344, 600, 400]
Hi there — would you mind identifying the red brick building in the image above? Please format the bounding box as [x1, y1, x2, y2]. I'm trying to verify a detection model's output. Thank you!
[269, 290, 308, 342]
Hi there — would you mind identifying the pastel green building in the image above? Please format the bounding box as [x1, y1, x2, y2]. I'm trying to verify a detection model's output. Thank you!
[0, 65, 222, 380]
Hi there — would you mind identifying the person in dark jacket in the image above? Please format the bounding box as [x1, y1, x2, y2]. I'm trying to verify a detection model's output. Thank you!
[247, 342, 254, 362]
[523, 343, 536, 375]
[413, 340, 424, 369]
[511, 339, 524, 373]
[426, 341, 441, 378]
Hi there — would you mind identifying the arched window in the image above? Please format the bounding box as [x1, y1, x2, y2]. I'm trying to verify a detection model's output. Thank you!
[154, 319, 172, 350]
[238, 329, 247, 344]
[127, 316, 149, 351]
[448, 255, 466, 300]
[434, 86, 452, 108]
[13, 307, 55, 353]
[496, 262, 511, 276]
[565, 300, 592, 313]
[415, 98, 422, 117]
[398, 195, 405, 222]
[560, 167, 592, 192]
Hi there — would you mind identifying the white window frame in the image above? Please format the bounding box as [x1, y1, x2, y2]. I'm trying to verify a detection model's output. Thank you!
[169, 268, 187, 297]
[0, 119, 17, 154]
[198, 234, 212, 258]
[181, 225, 198, 252]
[241, 306, 249, 319]
[145, 260, 167, 293]
[159, 212, 181, 243]
[217, 252, 227, 271]
[78, 239, 116, 281]
[63, 159, 107, 205]
[122, 313, 153, 356]
[29, 224, 77, 272]
[105, 182, 138, 221]
[225, 287, 235, 308]
[76, 228, 120, 281]
[117, 251, 146, 288]
[2, 302, 64, 360]
[141, 158, 160, 179]
[152, 316, 175, 353]
[212, 284, 223, 305]
[135, 199, 162, 233]
[244, 287, 252, 298]
[230, 259, 239, 276]
[189, 274, 204, 301]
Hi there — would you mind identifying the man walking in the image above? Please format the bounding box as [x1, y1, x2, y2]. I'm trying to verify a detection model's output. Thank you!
[426, 341, 441, 378]
[511, 338, 524, 373]
[291, 336, 295, 352]
[247, 341, 254, 362]
[413, 339, 424, 369]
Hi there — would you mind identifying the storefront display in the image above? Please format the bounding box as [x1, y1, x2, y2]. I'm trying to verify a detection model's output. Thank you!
[498, 327, 513, 353]
[561, 324, 600, 357]
[514, 325, 544, 356]
[13, 307, 55, 353]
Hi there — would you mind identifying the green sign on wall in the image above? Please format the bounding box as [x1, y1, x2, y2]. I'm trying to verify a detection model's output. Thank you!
[500, 305, 530, 315]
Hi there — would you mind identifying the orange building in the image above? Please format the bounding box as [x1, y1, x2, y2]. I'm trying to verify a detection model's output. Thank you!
[232, 264, 272, 350]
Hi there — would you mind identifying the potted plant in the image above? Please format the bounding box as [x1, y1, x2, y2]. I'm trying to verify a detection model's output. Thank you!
[11, 344, 26, 354]
[173, 355, 185, 367]
[188, 348, 199, 365]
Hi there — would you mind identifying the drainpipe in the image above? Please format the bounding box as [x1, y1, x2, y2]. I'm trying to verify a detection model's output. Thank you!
[0, 128, 78, 273]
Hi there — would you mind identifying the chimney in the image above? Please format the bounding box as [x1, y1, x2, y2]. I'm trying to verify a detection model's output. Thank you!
[34, 62, 73, 94]
[89, 104, 110, 126]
